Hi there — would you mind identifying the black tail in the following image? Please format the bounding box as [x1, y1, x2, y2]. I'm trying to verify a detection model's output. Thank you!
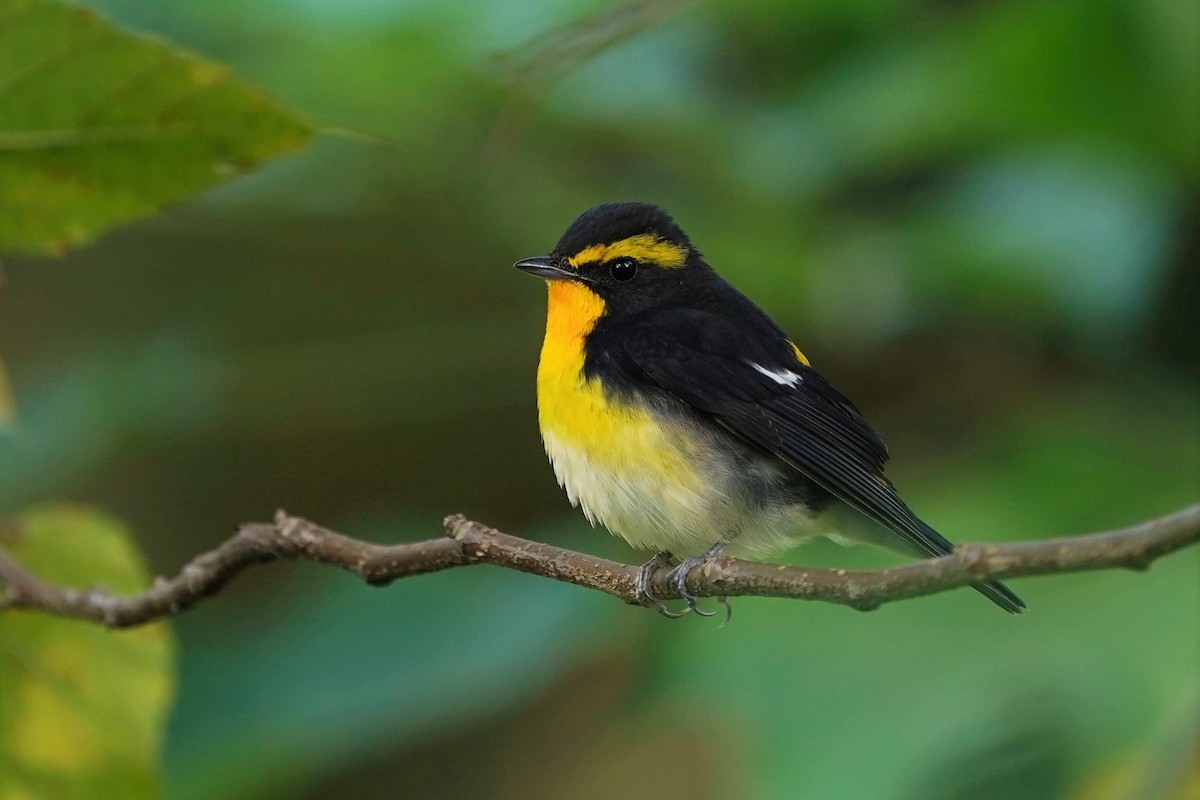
[916, 520, 1025, 614]
[826, 478, 1028, 614]
[972, 577, 1026, 614]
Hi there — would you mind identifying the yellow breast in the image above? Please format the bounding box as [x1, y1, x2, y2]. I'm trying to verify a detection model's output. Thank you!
[532, 280, 820, 556]
[536, 284, 648, 452]
[534, 281, 716, 552]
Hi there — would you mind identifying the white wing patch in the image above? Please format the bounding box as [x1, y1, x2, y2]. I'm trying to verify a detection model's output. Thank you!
[750, 361, 803, 387]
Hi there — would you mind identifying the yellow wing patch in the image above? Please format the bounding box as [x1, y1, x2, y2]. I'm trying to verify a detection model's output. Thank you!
[788, 340, 811, 366]
[567, 234, 687, 269]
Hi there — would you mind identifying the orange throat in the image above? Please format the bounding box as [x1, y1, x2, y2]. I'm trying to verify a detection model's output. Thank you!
[536, 280, 608, 433]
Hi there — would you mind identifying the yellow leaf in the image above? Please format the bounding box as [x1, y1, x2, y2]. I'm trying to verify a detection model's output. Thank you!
[0, 356, 12, 428]
[0, 506, 175, 800]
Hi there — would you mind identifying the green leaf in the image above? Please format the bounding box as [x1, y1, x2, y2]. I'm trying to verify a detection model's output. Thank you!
[0, 505, 175, 799]
[0, 0, 312, 255]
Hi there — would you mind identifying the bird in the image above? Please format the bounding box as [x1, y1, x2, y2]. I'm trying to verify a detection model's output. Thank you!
[515, 201, 1025, 619]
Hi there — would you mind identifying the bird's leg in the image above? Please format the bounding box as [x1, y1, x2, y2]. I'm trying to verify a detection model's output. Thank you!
[635, 551, 684, 619]
[666, 540, 730, 620]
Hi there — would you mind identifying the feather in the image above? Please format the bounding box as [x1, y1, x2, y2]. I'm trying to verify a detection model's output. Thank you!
[616, 305, 1024, 613]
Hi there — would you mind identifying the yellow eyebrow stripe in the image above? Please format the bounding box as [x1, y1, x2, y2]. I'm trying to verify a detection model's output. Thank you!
[567, 234, 687, 268]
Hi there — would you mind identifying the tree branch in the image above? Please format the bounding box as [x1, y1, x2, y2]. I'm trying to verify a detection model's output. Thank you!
[2, 504, 1198, 628]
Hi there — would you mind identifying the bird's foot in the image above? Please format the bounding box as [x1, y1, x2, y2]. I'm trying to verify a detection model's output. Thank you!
[665, 543, 732, 622]
[635, 551, 684, 619]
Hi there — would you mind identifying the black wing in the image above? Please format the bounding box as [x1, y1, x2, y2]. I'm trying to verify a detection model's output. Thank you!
[620, 307, 1025, 612]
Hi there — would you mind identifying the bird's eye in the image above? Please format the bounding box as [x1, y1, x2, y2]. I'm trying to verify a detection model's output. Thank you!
[610, 258, 638, 281]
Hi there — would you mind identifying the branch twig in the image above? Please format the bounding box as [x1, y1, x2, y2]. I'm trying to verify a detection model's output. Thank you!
[2, 504, 1198, 628]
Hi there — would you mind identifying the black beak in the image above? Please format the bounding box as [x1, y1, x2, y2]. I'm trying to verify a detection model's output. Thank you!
[514, 255, 579, 282]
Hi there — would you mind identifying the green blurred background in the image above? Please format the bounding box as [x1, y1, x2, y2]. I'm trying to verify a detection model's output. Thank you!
[1, 0, 1198, 798]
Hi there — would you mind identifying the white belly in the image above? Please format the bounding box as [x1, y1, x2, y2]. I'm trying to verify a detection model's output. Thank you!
[541, 423, 820, 558]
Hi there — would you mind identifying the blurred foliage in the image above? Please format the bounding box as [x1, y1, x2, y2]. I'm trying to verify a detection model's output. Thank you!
[652, 383, 1199, 800]
[0, 0, 311, 255]
[0, 358, 12, 429]
[0, 506, 174, 799]
[0, 0, 1198, 799]
[166, 515, 618, 800]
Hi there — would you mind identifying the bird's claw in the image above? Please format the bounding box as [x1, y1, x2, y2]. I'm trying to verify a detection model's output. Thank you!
[635, 551, 684, 619]
[636, 547, 733, 622]
[716, 595, 733, 626]
[667, 556, 717, 616]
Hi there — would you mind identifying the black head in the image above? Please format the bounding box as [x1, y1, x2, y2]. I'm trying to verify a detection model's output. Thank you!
[514, 202, 708, 312]
[553, 202, 691, 259]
